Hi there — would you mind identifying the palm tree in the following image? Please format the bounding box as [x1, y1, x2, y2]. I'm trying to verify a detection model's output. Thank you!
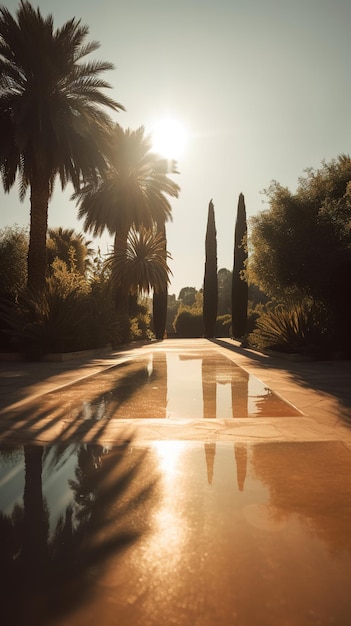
[106, 225, 172, 296]
[75, 124, 180, 314]
[47, 227, 94, 276]
[152, 221, 169, 339]
[0, 1, 124, 293]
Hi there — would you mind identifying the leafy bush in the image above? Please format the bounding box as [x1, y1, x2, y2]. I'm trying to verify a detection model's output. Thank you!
[173, 307, 203, 337]
[129, 297, 153, 341]
[0, 257, 134, 357]
[0, 284, 90, 358]
[0, 225, 28, 299]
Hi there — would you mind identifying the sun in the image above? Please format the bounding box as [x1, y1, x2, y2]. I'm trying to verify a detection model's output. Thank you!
[151, 117, 188, 160]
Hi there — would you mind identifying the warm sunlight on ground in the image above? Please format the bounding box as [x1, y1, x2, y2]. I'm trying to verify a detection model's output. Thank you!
[151, 117, 188, 160]
[152, 441, 186, 478]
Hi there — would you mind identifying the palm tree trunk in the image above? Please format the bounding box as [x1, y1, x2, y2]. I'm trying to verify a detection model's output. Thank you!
[152, 223, 168, 339]
[113, 228, 130, 316]
[27, 173, 50, 293]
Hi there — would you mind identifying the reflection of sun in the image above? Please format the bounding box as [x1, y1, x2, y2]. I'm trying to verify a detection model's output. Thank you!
[151, 117, 188, 159]
[152, 441, 185, 477]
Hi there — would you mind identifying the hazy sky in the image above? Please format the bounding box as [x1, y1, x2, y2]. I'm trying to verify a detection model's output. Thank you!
[1, 0, 351, 297]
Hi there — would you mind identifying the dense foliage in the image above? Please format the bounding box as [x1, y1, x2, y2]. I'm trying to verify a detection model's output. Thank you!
[0, 228, 154, 356]
[173, 307, 203, 337]
[0, 225, 28, 299]
[250, 155, 351, 355]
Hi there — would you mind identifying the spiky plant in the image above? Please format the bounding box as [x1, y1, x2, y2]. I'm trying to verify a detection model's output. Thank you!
[105, 226, 172, 296]
[250, 298, 330, 356]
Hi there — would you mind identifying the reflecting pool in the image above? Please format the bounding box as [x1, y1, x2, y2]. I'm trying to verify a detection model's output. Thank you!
[19, 350, 300, 422]
[1, 440, 351, 625]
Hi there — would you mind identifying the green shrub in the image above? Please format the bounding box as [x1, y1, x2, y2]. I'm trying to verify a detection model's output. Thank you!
[0, 257, 135, 357]
[173, 307, 203, 337]
[0, 225, 28, 299]
[0, 284, 90, 358]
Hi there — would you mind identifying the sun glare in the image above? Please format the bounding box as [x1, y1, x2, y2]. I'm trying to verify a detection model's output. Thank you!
[151, 117, 188, 160]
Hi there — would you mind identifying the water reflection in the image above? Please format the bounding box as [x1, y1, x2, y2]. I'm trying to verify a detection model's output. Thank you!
[23, 350, 299, 423]
[1, 441, 351, 625]
[0, 439, 158, 626]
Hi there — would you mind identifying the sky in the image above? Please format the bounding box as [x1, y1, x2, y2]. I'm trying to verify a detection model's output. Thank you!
[1, 0, 351, 297]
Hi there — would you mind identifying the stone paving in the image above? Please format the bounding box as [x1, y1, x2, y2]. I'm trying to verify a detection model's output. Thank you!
[1, 337, 351, 448]
[2, 338, 351, 626]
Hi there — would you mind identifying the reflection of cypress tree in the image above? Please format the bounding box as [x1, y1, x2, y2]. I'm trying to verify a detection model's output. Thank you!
[234, 443, 248, 492]
[202, 356, 217, 419]
[204, 443, 216, 485]
[231, 365, 249, 418]
[232, 193, 248, 338]
[203, 199, 218, 338]
[157, 352, 168, 418]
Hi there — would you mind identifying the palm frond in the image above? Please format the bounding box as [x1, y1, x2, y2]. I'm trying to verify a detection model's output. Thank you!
[105, 226, 172, 295]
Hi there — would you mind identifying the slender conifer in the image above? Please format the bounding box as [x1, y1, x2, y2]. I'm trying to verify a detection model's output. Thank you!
[203, 200, 218, 338]
[232, 193, 248, 338]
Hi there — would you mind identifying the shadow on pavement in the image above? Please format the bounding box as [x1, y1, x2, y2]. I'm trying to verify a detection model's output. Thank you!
[214, 338, 351, 421]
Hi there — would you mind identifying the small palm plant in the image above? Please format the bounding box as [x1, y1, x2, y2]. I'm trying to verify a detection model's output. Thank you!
[105, 226, 172, 297]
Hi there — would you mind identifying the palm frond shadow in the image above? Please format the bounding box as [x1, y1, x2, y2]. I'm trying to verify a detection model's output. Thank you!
[1, 359, 153, 445]
[0, 437, 160, 626]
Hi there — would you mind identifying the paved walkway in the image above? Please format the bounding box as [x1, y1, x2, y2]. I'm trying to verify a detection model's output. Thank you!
[2, 338, 351, 626]
[1, 338, 351, 448]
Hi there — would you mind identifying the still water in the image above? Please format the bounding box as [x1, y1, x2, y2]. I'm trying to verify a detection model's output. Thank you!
[1, 440, 351, 625]
[26, 350, 300, 421]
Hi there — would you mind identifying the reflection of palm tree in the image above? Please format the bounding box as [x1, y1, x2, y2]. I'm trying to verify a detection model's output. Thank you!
[22, 446, 49, 570]
[204, 443, 216, 485]
[234, 443, 248, 492]
[250, 388, 300, 418]
[0, 439, 158, 625]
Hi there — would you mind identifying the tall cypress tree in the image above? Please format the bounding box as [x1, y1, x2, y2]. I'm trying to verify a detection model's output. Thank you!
[232, 193, 248, 338]
[203, 200, 218, 338]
